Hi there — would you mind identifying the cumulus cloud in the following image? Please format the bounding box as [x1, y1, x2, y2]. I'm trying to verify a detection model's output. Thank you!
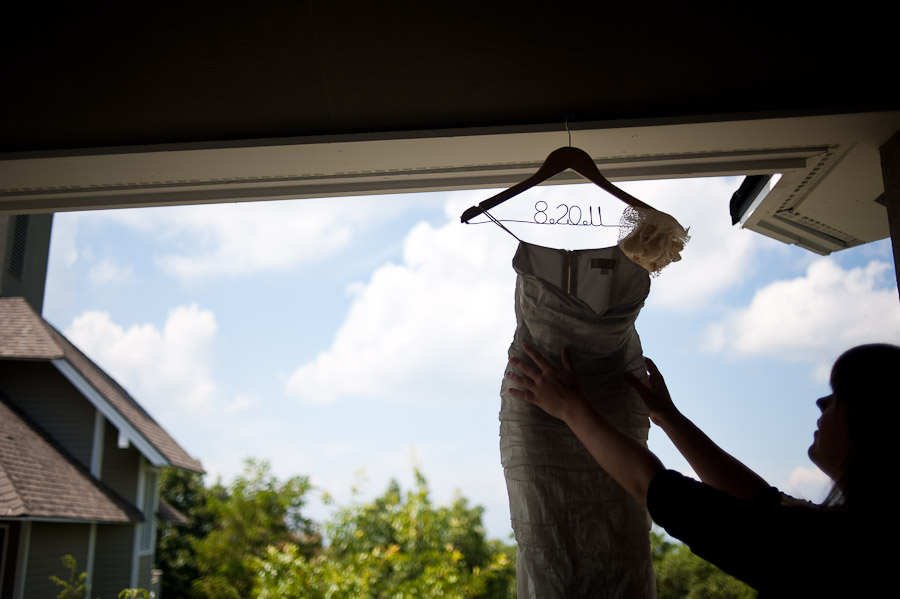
[88, 257, 133, 285]
[64, 304, 218, 415]
[488, 176, 775, 309]
[48, 212, 81, 267]
[94, 195, 422, 282]
[785, 466, 830, 502]
[618, 177, 774, 310]
[703, 259, 900, 379]
[286, 195, 519, 404]
[284, 178, 771, 404]
[224, 394, 259, 414]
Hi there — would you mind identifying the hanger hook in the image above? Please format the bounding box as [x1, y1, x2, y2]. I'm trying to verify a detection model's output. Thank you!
[565, 115, 572, 147]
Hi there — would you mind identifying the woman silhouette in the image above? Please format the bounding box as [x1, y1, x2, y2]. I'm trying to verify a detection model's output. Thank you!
[506, 343, 897, 596]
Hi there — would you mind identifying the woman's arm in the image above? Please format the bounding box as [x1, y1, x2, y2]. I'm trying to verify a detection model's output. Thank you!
[506, 344, 664, 506]
[625, 358, 770, 501]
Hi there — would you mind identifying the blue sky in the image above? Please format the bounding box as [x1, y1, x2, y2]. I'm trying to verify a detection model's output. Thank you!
[43, 177, 899, 539]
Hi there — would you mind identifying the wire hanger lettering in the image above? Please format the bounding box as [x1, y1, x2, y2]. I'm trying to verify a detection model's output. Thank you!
[460, 146, 651, 224]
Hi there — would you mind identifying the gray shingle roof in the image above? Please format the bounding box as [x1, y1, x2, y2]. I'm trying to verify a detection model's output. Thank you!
[0, 297, 204, 473]
[0, 297, 62, 359]
[157, 498, 190, 526]
[0, 396, 142, 521]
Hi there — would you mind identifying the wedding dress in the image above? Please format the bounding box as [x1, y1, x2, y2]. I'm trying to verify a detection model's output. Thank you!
[499, 206, 689, 598]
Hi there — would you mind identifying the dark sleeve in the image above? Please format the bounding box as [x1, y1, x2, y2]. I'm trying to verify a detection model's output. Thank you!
[647, 470, 793, 592]
[648, 470, 874, 596]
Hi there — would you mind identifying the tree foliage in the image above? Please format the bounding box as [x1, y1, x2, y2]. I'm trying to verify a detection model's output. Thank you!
[190, 458, 319, 599]
[156, 467, 216, 599]
[651, 529, 756, 599]
[254, 470, 516, 599]
[50, 555, 89, 599]
[157, 459, 758, 599]
[157, 459, 318, 599]
[50, 555, 150, 599]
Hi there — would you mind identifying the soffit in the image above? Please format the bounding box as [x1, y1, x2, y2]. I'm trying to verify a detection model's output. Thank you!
[1, 113, 898, 256]
[1, 3, 894, 153]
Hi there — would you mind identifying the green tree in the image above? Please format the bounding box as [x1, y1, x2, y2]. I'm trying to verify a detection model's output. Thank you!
[255, 470, 516, 599]
[651, 528, 756, 599]
[51, 555, 150, 599]
[155, 468, 216, 599]
[191, 458, 319, 599]
[50, 554, 89, 599]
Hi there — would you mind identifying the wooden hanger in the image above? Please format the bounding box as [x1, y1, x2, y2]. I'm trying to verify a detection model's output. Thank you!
[460, 146, 651, 223]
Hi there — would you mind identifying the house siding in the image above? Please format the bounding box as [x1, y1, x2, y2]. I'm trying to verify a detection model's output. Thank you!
[92, 524, 134, 599]
[136, 553, 153, 591]
[100, 420, 140, 504]
[0, 361, 96, 468]
[22, 522, 89, 599]
[0, 301, 200, 599]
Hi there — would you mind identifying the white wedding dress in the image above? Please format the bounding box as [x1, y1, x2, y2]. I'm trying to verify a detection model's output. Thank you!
[499, 207, 689, 598]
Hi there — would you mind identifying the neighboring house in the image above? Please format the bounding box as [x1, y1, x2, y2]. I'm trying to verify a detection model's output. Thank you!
[0, 296, 204, 599]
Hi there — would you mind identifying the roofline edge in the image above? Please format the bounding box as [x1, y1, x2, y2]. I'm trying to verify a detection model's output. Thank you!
[51, 359, 170, 468]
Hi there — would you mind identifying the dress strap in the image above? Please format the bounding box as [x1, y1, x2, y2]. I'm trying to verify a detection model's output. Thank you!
[482, 209, 522, 242]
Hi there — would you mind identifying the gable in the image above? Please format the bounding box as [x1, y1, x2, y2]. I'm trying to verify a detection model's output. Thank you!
[0, 297, 203, 473]
[0, 360, 96, 468]
[0, 397, 140, 522]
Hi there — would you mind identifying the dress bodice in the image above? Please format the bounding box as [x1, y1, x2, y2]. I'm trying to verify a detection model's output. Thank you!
[509, 241, 650, 382]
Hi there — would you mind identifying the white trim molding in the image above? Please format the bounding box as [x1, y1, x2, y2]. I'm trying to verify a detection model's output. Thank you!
[51, 360, 169, 468]
[85, 523, 97, 599]
[90, 410, 105, 478]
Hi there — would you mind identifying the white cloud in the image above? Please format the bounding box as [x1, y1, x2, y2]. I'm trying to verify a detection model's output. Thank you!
[93, 195, 424, 282]
[320, 443, 357, 458]
[224, 394, 258, 413]
[703, 259, 900, 379]
[64, 304, 218, 415]
[284, 178, 769, 404]
[617, 177, 775, 310]
[48, 212, 81, 267]
[285, 195, 519, 404]
[43, 214, 84, 320]
[298, 443, 513, 540]
[484, 177, 777, 309]
[88, 257, 133, 284]
[785, 466, 831, 502]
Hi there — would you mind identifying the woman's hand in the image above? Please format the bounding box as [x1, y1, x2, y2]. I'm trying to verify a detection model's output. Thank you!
[508, 344, 666, 506]
[505, 344, 589, 423]
[624, 357, 679, 427]
[626, 357, 771, 499]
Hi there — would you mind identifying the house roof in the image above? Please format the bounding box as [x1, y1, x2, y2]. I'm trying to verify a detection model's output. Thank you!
[157, 498, 189, 526]
[0, 395, 142, 522]
[0, 297, 204, 473]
